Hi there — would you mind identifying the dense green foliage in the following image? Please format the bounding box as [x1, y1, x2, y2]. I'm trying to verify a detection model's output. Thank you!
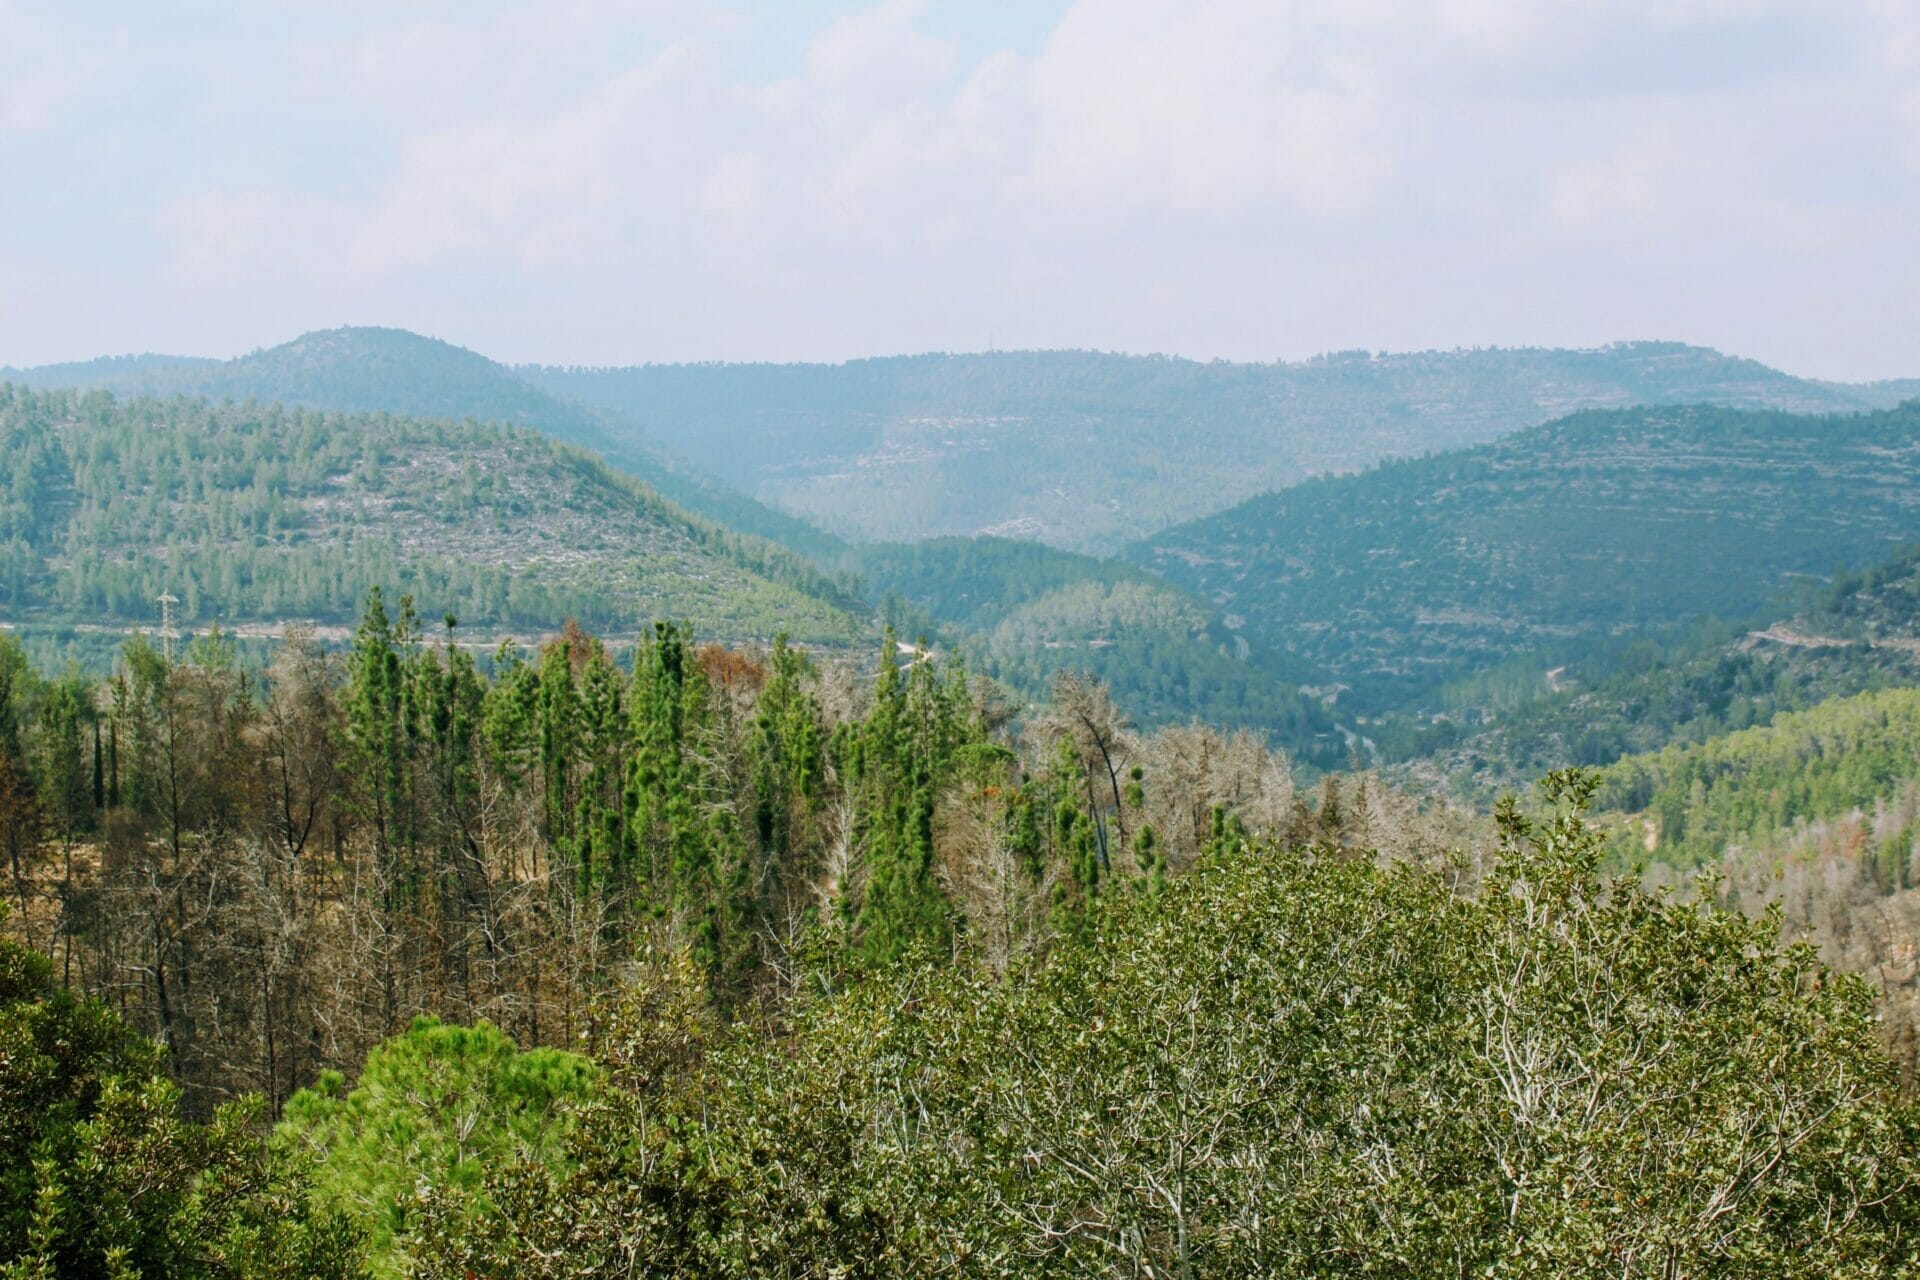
[4, 327, 851, 567]
[1137, 402, 1920, 710]
[407, 776, 1920, 1278]
[1598, 686, 1920, 868]
[1414, 543, 1920, 791]
[862, 537, 1336, 753]
[0, 385, 860, 639]
[530, 341, 1898, 548]
[5, 590, 1919, 1274]
[1, 595, 1294, 1121]
[0, 912, 362, 1279]
[276, 1018, 595, 1277]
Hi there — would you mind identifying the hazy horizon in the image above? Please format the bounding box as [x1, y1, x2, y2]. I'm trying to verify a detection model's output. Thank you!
[4, 1, 1919, 380]
[11, 324, 1919, 386]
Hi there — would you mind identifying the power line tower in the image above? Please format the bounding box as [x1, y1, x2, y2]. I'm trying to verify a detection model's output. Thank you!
[155, 591, 179, 664]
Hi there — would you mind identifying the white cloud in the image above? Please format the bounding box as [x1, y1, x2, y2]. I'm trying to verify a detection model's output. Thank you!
[345, 42, 697, 273]
[158, 189, 343, 285]
[0, 0, 1914, 377]
[1549, 130, 1682, 230]
[1021, 0, 1393, 217]
[804, 0, 955, 98]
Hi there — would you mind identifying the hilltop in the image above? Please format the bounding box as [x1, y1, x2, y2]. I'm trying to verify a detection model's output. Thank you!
[529, 341, 1910, 549]
[0, 385, 862, 643]
[3, 327, 848, 565]
[1132, 402, 1920, 712]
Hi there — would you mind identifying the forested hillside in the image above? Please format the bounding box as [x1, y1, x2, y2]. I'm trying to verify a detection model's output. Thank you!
[532, 342, 1905, 548]
[1136, 402, 1920, 711]
[4, 328, 850, 566]
[1589, 685, 1920, 1072]
[859, 537, 1335, 750]
[1599, 686, 1920, 869]
[1416, 544, 1920, 789]
[0, 385, 860, 640]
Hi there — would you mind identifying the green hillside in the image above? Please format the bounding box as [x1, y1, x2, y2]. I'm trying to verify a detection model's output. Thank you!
[4, 327, 851, 567]
[858, 537, 1334, 750]
[1134, 402, 1920, 712]
[1584, 682, 1920, 1078]
[531, 342, 1902, 549]
[1413, 545, 1920, 788]
[0, 384, 861, 642]
[1596, 686, 1920, 871]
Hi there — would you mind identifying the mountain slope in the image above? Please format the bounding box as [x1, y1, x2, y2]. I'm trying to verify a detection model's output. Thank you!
[1133, 402, 1920, 711]
[529, 342, 1907, 550]
[857, 537, 1334, 750]
[1585, 684, 1920, 1076]
[1596, 685, 1920, 870]
[4, 328, 851, 567]
[0, 385, 861, 642]
[1410, 544, 1920, 789]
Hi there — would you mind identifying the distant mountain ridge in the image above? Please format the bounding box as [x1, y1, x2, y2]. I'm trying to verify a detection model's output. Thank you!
[526, 340, 1911, 549]
[11, 330, 1906, 558]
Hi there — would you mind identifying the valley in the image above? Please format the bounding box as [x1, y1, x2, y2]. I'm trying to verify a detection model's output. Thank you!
[6, 331, 1920, 1278]
[14, 7, 1920, 1274]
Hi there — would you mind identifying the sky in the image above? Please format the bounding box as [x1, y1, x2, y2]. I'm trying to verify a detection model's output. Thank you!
[1, 0, 1918, 380]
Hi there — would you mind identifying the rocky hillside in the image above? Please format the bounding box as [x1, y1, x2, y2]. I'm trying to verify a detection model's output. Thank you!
[530, 341, 1911, 549]
[1133, 402, 1920, 711]
[0, 385, 862, 643]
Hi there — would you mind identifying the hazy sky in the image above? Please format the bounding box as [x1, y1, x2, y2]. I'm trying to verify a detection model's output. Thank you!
[2, 0, 1918, 379]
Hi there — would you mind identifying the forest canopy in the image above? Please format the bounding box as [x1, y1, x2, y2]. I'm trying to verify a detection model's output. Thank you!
[0, 603, 1915, 1277]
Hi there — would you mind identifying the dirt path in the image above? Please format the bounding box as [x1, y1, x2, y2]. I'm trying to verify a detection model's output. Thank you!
[1747, 626, 1920, 655]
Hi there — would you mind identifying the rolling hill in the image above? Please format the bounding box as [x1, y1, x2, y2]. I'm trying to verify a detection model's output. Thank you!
[1132, 402, 1920, 713]
[0, 385, 863, 643]
[3, 328, 851, 567]
[529, 342, 1912, 550]
[857, 537, 1335, 752]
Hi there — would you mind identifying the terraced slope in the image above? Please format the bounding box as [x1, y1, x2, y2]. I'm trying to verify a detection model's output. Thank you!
[1395, 543, 1920, 791]
[0, 385, 862, 643]
[530, 342, 1908, 549]
[1133, 402, 1920, 710]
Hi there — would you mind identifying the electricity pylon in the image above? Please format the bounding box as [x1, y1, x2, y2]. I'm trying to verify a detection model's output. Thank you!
[155, 591, 179, 663]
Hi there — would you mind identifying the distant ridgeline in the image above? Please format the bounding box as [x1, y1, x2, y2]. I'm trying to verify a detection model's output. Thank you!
[529, 341, 1912, 549]
[21, 329, 1910, 559]
[11, 328, 1920, 755]
[0, 385, 863, 643]
[1134, 401, 1920, 715]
